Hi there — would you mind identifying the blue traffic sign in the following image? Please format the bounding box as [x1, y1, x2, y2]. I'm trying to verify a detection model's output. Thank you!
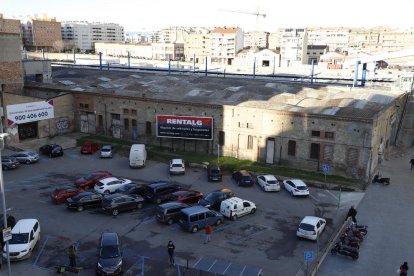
[304, 251, 314, 262]
[322, 165, 330, 172]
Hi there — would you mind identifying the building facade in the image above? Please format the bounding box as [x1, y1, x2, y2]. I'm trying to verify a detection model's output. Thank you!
[95, 42, 152, 59]
[307, 28, 350, 52]
[0, 14, 21, 35]
[151, 43, 184, 61]
[280, 28, 308, 67]
[210, 27, 244, 65]
[21, 15, 62, 51]
[306, 45, 329, 64]
[184, 30, 211, 64]
[243, 31, 269, 49]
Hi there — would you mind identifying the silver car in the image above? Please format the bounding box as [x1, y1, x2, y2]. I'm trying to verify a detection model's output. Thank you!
[100, 145, 113, 158]
[11, 151, 40, 164]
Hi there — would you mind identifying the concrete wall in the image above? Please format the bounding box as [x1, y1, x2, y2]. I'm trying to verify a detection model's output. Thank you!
[23, 60, 52, 83]
[0, 33, 23, 92]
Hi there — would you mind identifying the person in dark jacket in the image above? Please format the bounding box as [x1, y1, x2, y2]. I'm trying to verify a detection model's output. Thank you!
[400, 261, 409, 276]
[68, 244, 77, 267]
[167, 241, 175, 265]
[410, 158, 414, 170]
[346, 206, 357, 223]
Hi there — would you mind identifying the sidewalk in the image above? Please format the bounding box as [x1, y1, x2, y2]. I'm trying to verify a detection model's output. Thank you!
[318, 148, 414, 275]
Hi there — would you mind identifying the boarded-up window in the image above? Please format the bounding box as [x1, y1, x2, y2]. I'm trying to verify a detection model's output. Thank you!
[288, 140, 296, 156]
[219, 131, 225, 145]
[310, 143, 320, 159]
[323, 145, 333, 161]
[325, 132, 334, 139]
[146, 121, 151, 134]
[346, 148, 359, 166]
[247, 135, 253, 149]
[124, 118, 129, 131]
[311, 131, 320, 137]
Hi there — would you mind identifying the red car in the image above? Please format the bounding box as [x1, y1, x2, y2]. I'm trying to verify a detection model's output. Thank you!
[170, 190, 203, 204]
[51, 186, 84, 204]
[74, 171, 112, 189]
[80, 141, 100, 154]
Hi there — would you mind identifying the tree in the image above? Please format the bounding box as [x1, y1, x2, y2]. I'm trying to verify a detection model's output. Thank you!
[52, 40, 65, 53]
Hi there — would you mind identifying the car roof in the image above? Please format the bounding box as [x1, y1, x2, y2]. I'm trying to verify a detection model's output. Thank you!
[99, 177, 120, 184]
[288, 179, 307, 186]
[100, 232, 119, 246]
[301, 216, 325, 225]
[261, 175, 277, 181]
[171, 159, 184, 164]
[181, 206, 209, 215]
[222, 197, 243, 204]
[104, 193, 129, 200]
[12, 219, 38, 233]
[15, 151, 34, 155]
[148, 181, 172, 188]
[214, 188, 233, 194]
[238, 170, 250, 176]
[102, 145, 112, 149]
[159, 201, 188, 209]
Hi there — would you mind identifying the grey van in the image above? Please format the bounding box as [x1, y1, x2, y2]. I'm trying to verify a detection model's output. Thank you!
[156, 202, 190, 225]
[178, 206, 223, 233]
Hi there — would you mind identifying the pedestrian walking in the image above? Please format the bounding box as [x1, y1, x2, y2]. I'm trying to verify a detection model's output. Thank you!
[410, 158, 414, 170]
[68, 244, 77, 268]
[204, 224, 213, 243]
[346, 206, 357, 224]
[167, 241, 175, 265]
[399, 261, 409, 276]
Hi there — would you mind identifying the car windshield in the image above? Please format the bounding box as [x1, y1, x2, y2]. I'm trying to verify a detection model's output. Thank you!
[242, 176, 252, 181]
[172, 164, 182, 167]
[267, 180, 277, 184]
[9, 233, 29, 244]
[84, 174, 95, 181]
[210, 169, 220, 174]
[28, 152, 36, 156]
[101, 148, 110, 152]
[100, 245, 120, 259]
[297, 186, 308, 190]
[299, 223, 314, 231]
[116, 184, 133, 193]
[204, 193, 219, 202]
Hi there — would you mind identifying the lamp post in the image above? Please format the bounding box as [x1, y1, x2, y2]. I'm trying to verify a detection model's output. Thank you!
[0, 133, 11, 275]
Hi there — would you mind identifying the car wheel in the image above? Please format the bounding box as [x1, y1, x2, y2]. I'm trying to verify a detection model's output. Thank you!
[77, 206, 84, 212]
[3, 166, 8, 171]
[49, 153, 52, 158]
[137, 202, 143, 209]
[112, 209, 119, 216]
[232, 215, 238, 221]
[290, 190, 294, 197]
[25, 160, 31, 164]
[250, 208, 256, 214]
[167, 218, 174, 225]
[104, 190, 110, 194]
[155, 198, 162, 204]
[191, 225, 199, 233]
[216, 219, 222, 226]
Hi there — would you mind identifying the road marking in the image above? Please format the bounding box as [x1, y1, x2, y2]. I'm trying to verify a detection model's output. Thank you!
[33, 235, 50, 267]
[309, 194, 320, 202]
[324, 189, 339, 201]
[207, 259, 217, 271]
[239, 265, 247, 276]
[193, 257, 202, 267]
[223, 263, 232, 274]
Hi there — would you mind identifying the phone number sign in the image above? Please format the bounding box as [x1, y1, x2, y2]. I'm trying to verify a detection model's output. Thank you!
[7, 100, 55, 126]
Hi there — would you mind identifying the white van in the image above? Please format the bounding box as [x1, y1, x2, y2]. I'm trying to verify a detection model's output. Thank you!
[220, 197, 256, 220]
[4, 218, 41, 260]
[129, 144, 147, 168]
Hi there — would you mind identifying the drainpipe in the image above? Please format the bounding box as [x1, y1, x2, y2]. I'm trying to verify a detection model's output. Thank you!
[353, 60, 360, 87]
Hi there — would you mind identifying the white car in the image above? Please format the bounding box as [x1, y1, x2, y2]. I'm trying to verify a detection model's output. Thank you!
[4, 219, 41, 260]
[94, 177, 132, 194]
[296, 216, 326, 240]
[257, 175, 280, 192]
[283, 179, 310, 196]
[169, 159, 185, 175]
[220, 197, 256, 220]
[100, 145, 113, 158]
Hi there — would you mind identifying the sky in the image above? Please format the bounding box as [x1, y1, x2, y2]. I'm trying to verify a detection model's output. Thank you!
[1, 0, 413, 33]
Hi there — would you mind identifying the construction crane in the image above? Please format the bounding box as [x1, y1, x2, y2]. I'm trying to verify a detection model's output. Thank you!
[221, 8, 266, 48]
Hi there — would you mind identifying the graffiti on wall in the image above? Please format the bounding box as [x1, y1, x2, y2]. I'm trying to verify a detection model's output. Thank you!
[56, 118, 71, 133]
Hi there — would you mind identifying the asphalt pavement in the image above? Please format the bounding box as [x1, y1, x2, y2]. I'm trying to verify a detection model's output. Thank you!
[318, 148, 414, 275]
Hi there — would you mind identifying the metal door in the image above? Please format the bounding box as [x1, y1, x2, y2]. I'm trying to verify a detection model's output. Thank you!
[80, 114, 88, 133]
[112, 119, 121, 138]
[266, 139, 275, 164]
[87, 113, 96, 133]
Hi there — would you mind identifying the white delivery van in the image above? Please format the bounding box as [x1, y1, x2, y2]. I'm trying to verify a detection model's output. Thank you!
[129, 144, 147, 168]
[220, 197, 256, 220]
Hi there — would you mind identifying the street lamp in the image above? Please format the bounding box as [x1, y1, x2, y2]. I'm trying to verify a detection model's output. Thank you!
[0, 133, 11, 275]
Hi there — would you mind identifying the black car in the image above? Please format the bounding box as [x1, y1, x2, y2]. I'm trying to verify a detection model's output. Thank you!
[198, 189, 235, 210]
[156, 202, 190, 225]
[144, 181, 181, 204]
[0, 214, 16, 246]
[66, 191, 104, 212]
[1, 156, 19, 170]
[207, 165, 222, 182]
[97, 232, 122, 275]
[102, 194, 145, 216]
[232, 170, 254, 187]
[39, 144, 64, 157]
[114, 183, 150, 200]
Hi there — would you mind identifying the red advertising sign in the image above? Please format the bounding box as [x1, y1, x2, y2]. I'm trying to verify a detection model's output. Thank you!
[156, 115, 213, 140]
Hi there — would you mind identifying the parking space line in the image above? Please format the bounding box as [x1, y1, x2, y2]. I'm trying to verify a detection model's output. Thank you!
[33, 235, 50, 267]
[324, 189, 339, 201]
[207, 259, 217, 271]
[142, 217, 156, 224]
[239, 265, 247, 276]
[223, 262, 232, 274]
[193, 257, 202, 267]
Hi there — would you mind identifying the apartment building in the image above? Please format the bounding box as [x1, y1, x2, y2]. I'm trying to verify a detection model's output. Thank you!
[306, 45, 329, 64]
[95, 42, 152, 59]
[152, 42, 184, 61]
[61, 21, 124, 52]
[184, 29, 211, 63]
[21, 15, 62, 51]
[244, 31, 269, 48]
[280, 28, 308, 67]
[268, 30, 283, 50]
[307, 28, 350, 52]
[210, 27, 244, 65]
[125, 33, 148, 43]
[0, 14, 21, 35]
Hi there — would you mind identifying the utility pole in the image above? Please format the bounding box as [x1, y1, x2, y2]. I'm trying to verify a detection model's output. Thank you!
[0, 133, 11, 275]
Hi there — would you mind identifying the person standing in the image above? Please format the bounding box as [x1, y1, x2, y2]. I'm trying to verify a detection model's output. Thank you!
[410, 158, 414, 170]
[400, 262, 409, 276]
[167, 241, 175, 265]
[204, 225, 213, 243]
[68, 244, 77, 268]
[346, 206, 357, 223]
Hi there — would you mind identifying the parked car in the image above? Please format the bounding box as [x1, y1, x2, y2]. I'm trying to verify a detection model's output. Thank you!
[178, 206, 223, 233]
[129, 144, 146, 168]
[0, 214, 16, 246]
[66, 191, 104, 212]
[283, 179, 310, 197]
[256, 175, 280, 192]
[144, 181, 182, 204]
[39, 144, 64, 158]
[94, 177, 132, 194]
[11, 151, 39, 164]
[232, 170, 254, 187]
[169, 159, 185, 175]
[296, 216, 326, 240]
[74, 171, 113, 189]
[2, 156, 19, 170]
[170, 190, 203, 204]
[97, 232, 123, 275]
[100, 145, 113, 158]
[220, 197, 256, 220]
[51, 186, 85, 204]
[101, 194, 145, 216]
[114, 183, 150, 200]
[3, 219, 40, 261]
[156, 202, 191, 225]
[80, 141, 99, 154]
[207, 165, 222, 182]
[198, 189, 235, 210]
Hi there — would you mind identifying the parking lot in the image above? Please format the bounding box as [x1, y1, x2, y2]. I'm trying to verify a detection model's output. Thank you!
[2, 146, 364, 275]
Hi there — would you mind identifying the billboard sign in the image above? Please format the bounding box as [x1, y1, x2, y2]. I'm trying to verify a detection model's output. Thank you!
[7, 100, 54, 126]
[156, 115, 213, 140]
